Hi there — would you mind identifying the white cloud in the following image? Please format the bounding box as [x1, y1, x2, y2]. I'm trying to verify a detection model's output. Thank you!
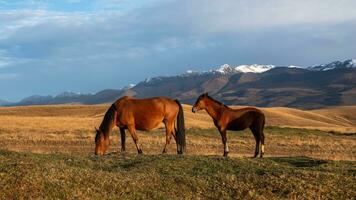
[143, 0, 356, 34]
[0, 1, 355, 65]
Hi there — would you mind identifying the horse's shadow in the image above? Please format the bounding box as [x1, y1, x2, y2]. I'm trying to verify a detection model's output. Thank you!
[269, 156, 328, 168]
[88, 152, 176, 172]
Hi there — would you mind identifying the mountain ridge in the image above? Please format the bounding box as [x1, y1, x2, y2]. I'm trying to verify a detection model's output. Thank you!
[3, 58, 356, 109]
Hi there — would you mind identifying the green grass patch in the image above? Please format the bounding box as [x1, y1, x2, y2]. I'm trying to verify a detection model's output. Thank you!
[1, 149, 355, 199]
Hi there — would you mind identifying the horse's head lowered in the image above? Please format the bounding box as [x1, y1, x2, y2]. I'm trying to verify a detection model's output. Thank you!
[192, 93, 209, 113]
[94, 127, 109, 155]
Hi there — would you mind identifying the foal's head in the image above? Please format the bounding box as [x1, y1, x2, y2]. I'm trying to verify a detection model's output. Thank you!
[94, 127, 109, 155]
[192, 93, 209, 113]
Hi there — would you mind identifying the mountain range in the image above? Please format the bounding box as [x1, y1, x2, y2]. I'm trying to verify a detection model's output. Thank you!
[3, 59, 356, 109]
[0, 99, 11, 106]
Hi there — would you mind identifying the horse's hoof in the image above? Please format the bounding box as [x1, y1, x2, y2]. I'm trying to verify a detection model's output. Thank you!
[177, 150, 183, 154]
[223, 151, 229, 157]
[138, 149, 143, 154]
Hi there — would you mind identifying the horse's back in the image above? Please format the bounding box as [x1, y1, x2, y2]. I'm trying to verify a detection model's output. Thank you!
[118, 96, 178, 111]
[115, 96, 179, 130]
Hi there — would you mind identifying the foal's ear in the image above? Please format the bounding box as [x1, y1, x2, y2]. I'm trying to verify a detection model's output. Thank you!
[204, 92, 208, 96]
[94, 126, 99, 132]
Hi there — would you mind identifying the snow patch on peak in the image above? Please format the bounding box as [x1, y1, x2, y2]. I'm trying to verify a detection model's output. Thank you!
[122, 83, 136, 90]
[309, 59, 356, 71]
[213, 64, 275, 74]
[234, 64, 275, 73]
[288, 65, 303, 68]
[186, 70, 195, 74]
[180, 69, 200, 77]
[347, 59, 356, 66]
[216, 64, 232, 73]
[351, 59, 356, 64]
[214, 64, 236, 74]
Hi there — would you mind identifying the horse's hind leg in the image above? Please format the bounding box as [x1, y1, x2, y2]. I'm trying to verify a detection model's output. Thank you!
[127, 125, 143, 154]
[162, 120, 175, 154]
[250, 126, 260, 158]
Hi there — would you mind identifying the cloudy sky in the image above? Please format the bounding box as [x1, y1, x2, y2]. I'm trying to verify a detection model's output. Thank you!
[1, 0, 356, 101]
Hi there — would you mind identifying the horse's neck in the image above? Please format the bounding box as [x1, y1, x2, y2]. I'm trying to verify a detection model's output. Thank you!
[204, 100, 223, 121]
[101, 124, 114, 138]
[99, 104, 119, 139]
[100, 118, 116, 138]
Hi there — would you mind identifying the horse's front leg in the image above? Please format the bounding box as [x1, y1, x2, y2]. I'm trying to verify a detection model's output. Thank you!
[127, 125, 143, 154]
[119, 127, 126, 153]
[218, 128, 229, 157]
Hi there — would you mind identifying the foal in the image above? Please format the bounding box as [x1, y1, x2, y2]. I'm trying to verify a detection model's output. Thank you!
[192, 93, 265, 157]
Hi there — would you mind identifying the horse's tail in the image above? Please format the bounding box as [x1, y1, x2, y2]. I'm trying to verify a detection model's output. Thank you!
[174, 99, 186, 154]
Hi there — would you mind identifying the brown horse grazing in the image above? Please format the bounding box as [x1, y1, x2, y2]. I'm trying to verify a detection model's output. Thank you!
[192, 93, 265, 158]
[95, 96, 186, 155]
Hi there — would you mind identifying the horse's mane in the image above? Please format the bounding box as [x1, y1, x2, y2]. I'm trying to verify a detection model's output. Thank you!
[205, 94, 229, 108]
[99, 103, 117, 133]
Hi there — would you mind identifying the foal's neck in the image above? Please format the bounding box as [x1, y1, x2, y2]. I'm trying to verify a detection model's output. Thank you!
[204, 99, 224, 121]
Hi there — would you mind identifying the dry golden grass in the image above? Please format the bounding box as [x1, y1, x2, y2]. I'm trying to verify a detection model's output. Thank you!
[2, 104, 356, 132]
[0, 104, 355, 161]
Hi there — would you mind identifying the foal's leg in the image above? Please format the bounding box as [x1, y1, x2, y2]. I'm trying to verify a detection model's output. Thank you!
[119, 127, 126, 153]
[127, 125, 143, 154]
[260, 133, 265, 158]
[219, 128, 229, 157]
[259, 127, 265, 158]
[250, 126, 260, 158]
[162, 121, 174, 154]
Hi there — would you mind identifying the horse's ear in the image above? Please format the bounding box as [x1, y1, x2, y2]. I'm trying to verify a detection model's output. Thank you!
[94, 126, 99, 132]
[204, 92, 208, 96]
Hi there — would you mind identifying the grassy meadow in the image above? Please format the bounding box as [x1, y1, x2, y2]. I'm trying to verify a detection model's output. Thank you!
[0, 104, 355, 199]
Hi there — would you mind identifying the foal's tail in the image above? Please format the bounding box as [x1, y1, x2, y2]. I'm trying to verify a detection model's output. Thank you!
[174, 99, 186, 154]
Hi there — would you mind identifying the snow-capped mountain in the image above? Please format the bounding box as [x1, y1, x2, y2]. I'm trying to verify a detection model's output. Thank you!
[184, 59, 355, 75]
[143, 59, 355, 86]
[308, 59, 356, 71]
[184, 63, 299, 75]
